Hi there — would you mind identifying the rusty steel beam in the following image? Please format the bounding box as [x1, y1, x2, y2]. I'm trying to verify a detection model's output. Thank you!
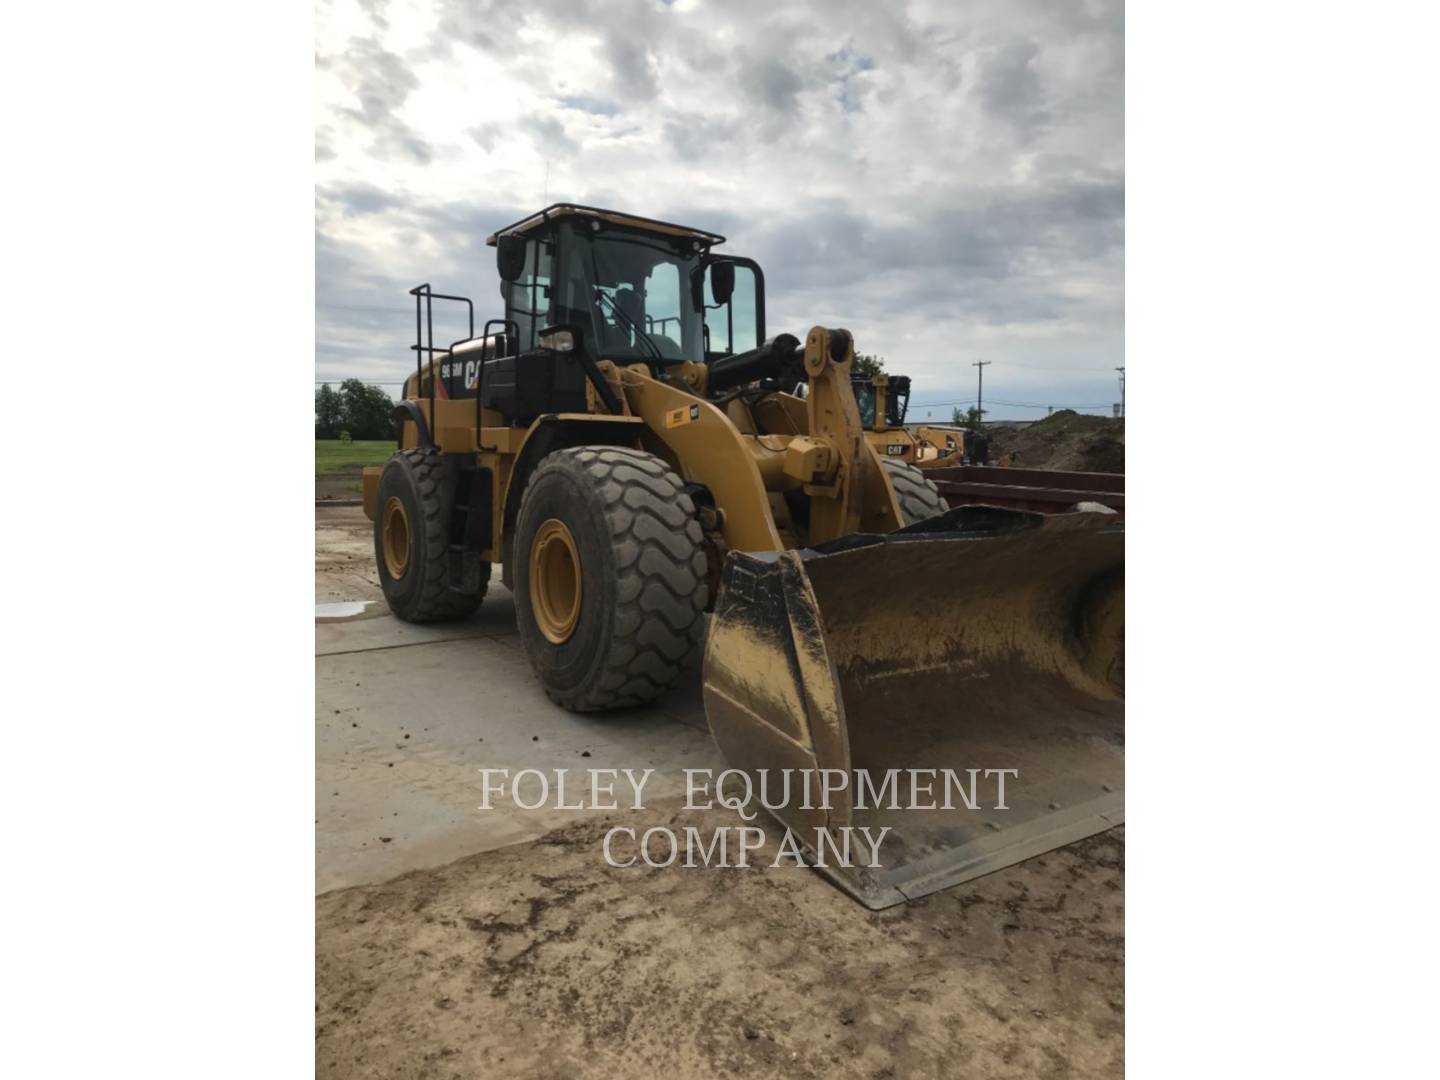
[925, 464, 1123, 494]
[928, 466, 1124, 517]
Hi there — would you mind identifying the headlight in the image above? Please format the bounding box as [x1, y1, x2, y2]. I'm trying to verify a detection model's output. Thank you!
[539, 327, 577, 352]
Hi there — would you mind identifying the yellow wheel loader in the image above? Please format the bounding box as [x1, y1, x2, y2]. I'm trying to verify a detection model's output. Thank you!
[361, 204, 1123, 908]
[851, 373, 918, 464]
[849, 376, 995, 468]
[913, 424, 991, 466]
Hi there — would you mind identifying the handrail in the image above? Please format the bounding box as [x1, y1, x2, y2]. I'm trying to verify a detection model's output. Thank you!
[407, 284, 475, 447]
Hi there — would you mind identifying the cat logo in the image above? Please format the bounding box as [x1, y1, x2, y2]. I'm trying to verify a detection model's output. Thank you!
[666, 403, 702, 429]
[886, 444, 908, 456]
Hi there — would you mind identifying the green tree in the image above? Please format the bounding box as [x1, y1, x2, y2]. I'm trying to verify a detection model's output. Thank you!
[338, 379, 395, 440]
[852, 353, 885, 378]
[952, 405, 985, 431]
[315, 383, 344, 439]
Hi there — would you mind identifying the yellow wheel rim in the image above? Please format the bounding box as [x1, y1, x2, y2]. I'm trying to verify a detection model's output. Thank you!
[530, 518, 582, 644]
[381, 496, 411, 579]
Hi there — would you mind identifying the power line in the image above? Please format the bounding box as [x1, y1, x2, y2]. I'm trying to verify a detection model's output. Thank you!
[982, 360, 1122, 374]
[911, 398, 1116, 409]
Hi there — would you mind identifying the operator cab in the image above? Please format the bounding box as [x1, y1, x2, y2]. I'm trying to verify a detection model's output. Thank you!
[853, 374, 912, 429]
[489, 204, 763, 369]
[406, 204, 766, 425]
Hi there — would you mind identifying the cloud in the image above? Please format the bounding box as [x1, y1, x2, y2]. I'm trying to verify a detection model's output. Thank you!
[315, 0, 1125, 417]
[602, 33, 658, 100]
[739, 55, 804, 114]
[557, 94, 621, 116]
[520, 113, 579, 156]
[325, 36, 432, 163]
[468, 123, 502, 151]
[978, 38, 1047, 130]
[663, 114, 741, 162]
[320, 182, 408, 217]
[356, 0, 389, 31]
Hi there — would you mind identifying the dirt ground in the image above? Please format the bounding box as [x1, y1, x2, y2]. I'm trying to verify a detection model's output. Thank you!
[316, 808, 1123, 1080]
[315, 467, 369, 503]
[315, 507, 1125, 1079]
[316, 504, 385, 605]
[987, 411, 1125, 473]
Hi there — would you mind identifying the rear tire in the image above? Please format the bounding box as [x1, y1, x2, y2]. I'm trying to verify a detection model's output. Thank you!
[374, 449, 487, 622]
[882, 458, 947, 525]
[514, 446, 708, 711]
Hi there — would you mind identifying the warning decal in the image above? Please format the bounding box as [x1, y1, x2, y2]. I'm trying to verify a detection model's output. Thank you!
[666, 403, 703, 428]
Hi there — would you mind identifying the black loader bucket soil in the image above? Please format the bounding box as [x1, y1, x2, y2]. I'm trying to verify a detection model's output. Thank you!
[701, 506, 1123, 909]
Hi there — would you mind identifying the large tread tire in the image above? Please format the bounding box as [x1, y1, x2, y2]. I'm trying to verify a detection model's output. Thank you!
[882, 458, 947, 525]
[374, 449, 487, 623]
[514, 446, 707, 712]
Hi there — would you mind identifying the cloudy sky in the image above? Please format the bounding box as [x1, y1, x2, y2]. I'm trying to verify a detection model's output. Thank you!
[315, 0, 1123, 421]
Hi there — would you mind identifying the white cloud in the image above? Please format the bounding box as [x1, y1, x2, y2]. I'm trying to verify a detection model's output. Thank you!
[315, 0, 1124, 416]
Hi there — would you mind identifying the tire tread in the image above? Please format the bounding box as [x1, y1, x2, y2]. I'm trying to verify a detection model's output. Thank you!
[379, 448, 486, 623]
[523, 446, 707, 711]
[882, 458, 948, 525]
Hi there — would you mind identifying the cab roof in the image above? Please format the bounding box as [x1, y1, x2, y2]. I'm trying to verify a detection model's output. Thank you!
[484, 203, 726, 248]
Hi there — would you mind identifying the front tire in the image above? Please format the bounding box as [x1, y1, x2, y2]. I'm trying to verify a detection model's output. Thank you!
[882, 458, 947, 525]
[514, 446, 708, 711]
[374, 449, 487, 622]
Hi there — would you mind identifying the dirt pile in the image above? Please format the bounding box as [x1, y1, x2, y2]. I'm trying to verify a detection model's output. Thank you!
[988, 411, 1124, 473]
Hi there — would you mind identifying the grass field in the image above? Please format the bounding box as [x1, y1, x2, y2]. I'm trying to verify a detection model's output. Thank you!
[316, 439, 394, 476]
[316, 440, 393, 498]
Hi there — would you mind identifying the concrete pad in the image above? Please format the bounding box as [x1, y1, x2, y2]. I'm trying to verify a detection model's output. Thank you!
[316, 583, 721, 893]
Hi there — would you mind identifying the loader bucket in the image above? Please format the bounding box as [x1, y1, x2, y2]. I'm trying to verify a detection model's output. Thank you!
[701, 506, 1123, 909]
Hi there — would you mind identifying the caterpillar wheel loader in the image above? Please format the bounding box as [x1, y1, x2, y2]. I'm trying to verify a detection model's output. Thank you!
[850, 373, 994, 466]
[851, 372, 919, 465]
[361, 204, 1124, 909]
[913, 424, 992, 466]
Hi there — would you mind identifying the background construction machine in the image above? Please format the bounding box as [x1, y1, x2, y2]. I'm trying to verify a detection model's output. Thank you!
[848, 376, 994, 467]
[362, 204, 1123, 908]
[851, 372, 917, 463]
[913, 423, 992, 466]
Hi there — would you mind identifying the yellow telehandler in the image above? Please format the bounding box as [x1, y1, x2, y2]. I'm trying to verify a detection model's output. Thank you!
[362, 204, 1123, 908]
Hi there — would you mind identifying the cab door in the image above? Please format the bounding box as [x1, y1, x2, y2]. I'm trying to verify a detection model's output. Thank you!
[701, 257, 766, 360]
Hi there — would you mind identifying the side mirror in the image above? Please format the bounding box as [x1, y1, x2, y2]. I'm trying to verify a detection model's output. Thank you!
[710, 259, 735, 306]
[496, 235, 527, 282]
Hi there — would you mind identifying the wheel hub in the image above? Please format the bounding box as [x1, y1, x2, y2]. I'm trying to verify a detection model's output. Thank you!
[530, 518, 582, 643]
[382, 496, 411, 578]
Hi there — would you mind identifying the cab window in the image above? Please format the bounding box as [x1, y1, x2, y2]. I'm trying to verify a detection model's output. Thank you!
[504, 238, 552, 351]
[643, 261, 684, 358]
[703, 261, 761, 358]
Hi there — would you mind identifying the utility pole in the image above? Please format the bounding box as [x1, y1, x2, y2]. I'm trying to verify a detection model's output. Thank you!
[1115, 366, 1125, 418]
[972, 360, 991, 428]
